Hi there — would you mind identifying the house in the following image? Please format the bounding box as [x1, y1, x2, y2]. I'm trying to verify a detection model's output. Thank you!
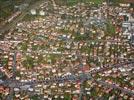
[30, 9, 36, 15]
[39, 10, 45, 16]
[118, 0, 134, 6]
[124, 0, 134, 3]
[122, 21, 134, 36]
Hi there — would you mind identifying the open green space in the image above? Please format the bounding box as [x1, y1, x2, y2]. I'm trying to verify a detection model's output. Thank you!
[85, 0, 104, 4]
[105, 21, 116, 36]
[56, 0, 104, 6]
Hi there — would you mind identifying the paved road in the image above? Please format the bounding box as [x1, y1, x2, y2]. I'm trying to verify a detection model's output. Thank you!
[95, 79, 134, 96]
[0, 46, 133, 60]
[1, 71, 134, 96]
[12, 52, 17, 79]
[0, 0, 47, 38]
[90, 61, 134, 74]
[76, 52, 86, 100]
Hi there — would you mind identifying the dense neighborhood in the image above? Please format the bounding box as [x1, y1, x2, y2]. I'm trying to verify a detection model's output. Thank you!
[0, 0, 134, 100]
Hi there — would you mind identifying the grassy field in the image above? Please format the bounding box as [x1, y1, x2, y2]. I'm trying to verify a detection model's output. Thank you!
[55, 0, 104, 6]
[69, 0, 104, 5]
[86, 0, 104, 4]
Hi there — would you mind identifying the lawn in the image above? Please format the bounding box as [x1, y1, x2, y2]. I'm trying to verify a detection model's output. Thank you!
[86, 0, 104, 4]
[56, 0, 104, 6]
[106, 21, 116, 36]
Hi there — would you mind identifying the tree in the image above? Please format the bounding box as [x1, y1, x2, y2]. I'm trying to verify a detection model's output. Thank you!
[106, 22, 115, 36]
[32, 45, 38, 51]
[30, 94, 40, 100]
[22, 56, 34, 69]
[20, 43, 28, 51]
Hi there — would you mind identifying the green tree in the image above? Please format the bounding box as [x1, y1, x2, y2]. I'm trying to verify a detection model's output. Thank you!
[20, 43, 28, 51]
[30, 95, 40, 100]
[106, 22, 115, 36]
[22, 56, 34, 69]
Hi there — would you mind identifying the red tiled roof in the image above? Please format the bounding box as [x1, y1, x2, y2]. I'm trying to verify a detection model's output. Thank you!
[124, 0, 134, 3]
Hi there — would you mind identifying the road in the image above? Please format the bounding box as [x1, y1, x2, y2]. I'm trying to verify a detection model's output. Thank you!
[90, 61, 134, 74]
[1, 69, 134, 96]
[95, 79, 134, 96]
[76, 52, 86, 100]
[0, 0, 47, 39]
[1, 47, 133, 61]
